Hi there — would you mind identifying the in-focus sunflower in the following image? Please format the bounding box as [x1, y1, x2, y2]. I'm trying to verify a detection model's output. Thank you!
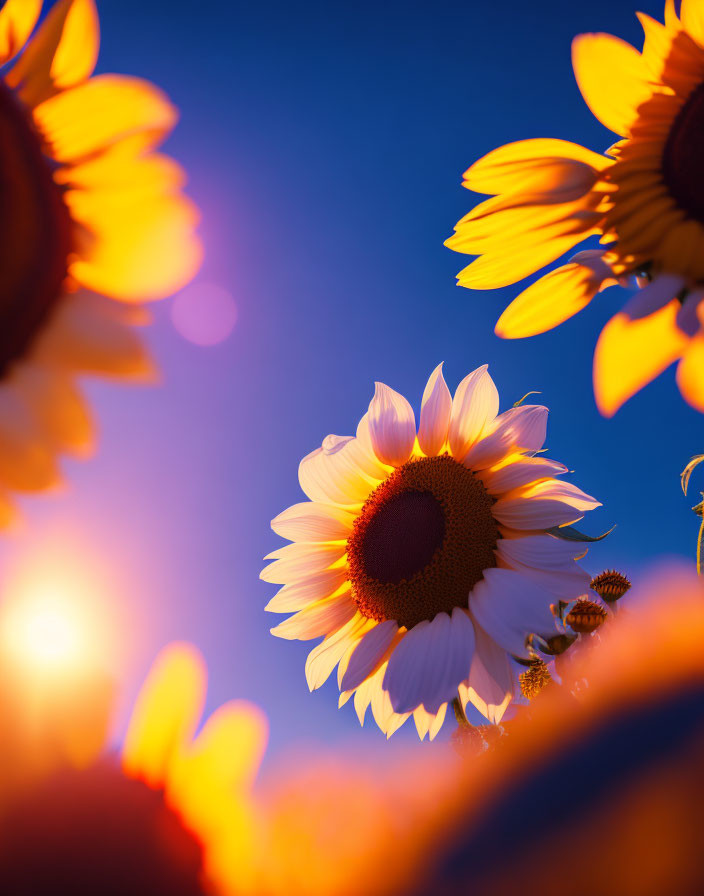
[445, 0, 704, 416]
[0, 0, 200, 518]
[0, 643, 267, 896]
[262, 364, 600, 739]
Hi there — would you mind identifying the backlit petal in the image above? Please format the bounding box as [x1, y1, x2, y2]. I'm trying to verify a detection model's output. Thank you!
[495, 262, 606, 339]
[341, 620, 399, 692]
[299, 434, 377, 506]
[460, 623, 513, 724]
[368, 382, 416, 467]
[594, 302, 687, 416]
[305, 613, 372, 691]
[448, 365, 499, 459]
[469, 568, 555, 659]
[122, 643, 205, 789]
[572, 33, 652, 135]
[677, 336, 704, 412]
[418, 363, 452, 456]
[384, 609, 475, 714]
[271, 502, 355, 543]
[464, 405, 548, 470]
[0, 0, 41, 65]
[264, 568, 349, 613]
[480, 457, 568, 496]
[269, 593, 357, 641]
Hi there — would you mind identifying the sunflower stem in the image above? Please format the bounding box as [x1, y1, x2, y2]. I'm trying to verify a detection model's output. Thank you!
[452, 696, 470, 728]
[697, 516, 704, 577]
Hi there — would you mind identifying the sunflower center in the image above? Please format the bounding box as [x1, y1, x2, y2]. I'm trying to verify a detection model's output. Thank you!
[0, 760, 207, 895]
[0, 81, 71, 373]
[662, 81, 704, 223]
[347, 454, 499, 629]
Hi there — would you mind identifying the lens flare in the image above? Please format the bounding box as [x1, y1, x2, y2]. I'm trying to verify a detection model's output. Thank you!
[0, 591, 87, 671]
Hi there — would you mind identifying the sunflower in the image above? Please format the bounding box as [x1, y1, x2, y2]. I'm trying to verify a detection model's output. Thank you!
[0, 0, 200, 517]
[445, 0, 704, 416]
[262, 364, 599, 739]
[0, 643, 267, 895]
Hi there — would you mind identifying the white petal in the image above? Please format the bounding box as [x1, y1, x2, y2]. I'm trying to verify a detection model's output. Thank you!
[418, 363, 452, 456]
[340, 619, 398, 691]
[298, 435, 377, 506]
[464, 405, 548, 470]
[469, 568, 556, 658]
[271, 501, 355, 543]
[459, 623, 513, 724]
[304, 612, 371, 691]
[413, 706, 431, 740]
[369, 671, 411, 737]
[264, 568, 349, 612]
[383, 609, 475, 714]
[493, 479, 601, 529]
[269, 593, 357, 641]
[448, 365, 499, 459]
[428, 703, 448, 740]
[353, 413, 391, 479]
[479, 457, 567, 495]
[368, 382, 416, 467]
[622, 273, 685, 320]
[353, 673, 377, 725]
[495, 534, 587, 568]
[498, 554, 590, 598]
[260, 542, 345, 584]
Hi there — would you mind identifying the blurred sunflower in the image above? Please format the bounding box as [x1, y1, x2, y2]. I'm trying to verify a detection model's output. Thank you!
[262, 364, 599, 739]
[0, 0, 201, 517]
[0, 643, 267, 895]
[446, 1, 704, 416]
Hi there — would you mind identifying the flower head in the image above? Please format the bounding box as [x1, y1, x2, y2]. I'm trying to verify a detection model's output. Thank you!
[262, 364, 600, 738]
[0, 0, 201, 517]
[590, 569, 631, 603]
[0, 643, 267, 896]
[446, 1, 704, 415]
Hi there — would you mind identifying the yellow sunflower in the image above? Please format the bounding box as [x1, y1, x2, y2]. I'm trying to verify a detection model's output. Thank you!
[0, 0, 200, 517]
[262, 364, 599, 739]
[446, 0, 704, 416]
[0, 642, 267, 896]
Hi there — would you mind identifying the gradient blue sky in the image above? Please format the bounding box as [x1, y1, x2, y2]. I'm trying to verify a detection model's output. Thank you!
[2, 0, 701, 761]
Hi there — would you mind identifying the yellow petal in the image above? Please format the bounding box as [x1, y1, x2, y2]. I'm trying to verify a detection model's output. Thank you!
[11, 363, 94, 457]
[572, 33, 652, 136]
[681, 0, 704, 46]
[495, 263, 602, 338]
[0, 0, 41, 65]
[593, 301, 687, 416]
[7, 0, 99, 107]
[68, 192, 202, 301]
[463, 138, 610, 196]
[35, 292, 155, 378]
[677, 337, 704, 412]
[122, 643, 206, 789]
[33, 74, 177, 164]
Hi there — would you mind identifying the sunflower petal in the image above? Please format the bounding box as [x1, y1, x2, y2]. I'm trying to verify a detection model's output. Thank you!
[594, 302, 687, 416]
[0, 0, 41, 65]
[572, 32, 652, 136]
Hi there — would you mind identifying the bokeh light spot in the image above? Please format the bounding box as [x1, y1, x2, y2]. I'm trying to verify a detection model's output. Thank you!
[170, 282, 237, 346]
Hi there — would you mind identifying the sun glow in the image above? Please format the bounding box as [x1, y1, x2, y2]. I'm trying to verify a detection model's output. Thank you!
[2, 595, 84, 668]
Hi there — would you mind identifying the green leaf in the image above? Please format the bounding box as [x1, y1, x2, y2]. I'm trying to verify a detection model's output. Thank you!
[513, 391, 541, 408]
[681, 455, 704, 496]
[546, 524, 616, 543]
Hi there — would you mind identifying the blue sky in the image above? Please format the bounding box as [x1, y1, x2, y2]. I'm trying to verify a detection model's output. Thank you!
[3, 0, 701, 761]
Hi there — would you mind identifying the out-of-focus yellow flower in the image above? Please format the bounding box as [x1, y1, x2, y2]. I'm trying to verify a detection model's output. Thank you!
[262, 364, 599, 739]
[446, 1, 704, 416]
[0, 643, 267, 896]
[405, 567, 704, 896]
[0, 0, 201, 516]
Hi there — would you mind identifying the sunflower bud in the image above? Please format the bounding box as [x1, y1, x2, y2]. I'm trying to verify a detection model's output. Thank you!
[538, 632, 577, 656]
[590, 569, 631, 603]
[519, 659, 551, 699]
[566, 598, 607, 633]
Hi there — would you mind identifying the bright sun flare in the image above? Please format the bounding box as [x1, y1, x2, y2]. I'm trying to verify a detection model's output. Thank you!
[0, 593, 88, 670]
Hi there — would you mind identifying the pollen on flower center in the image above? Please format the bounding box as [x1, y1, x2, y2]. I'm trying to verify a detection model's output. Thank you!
[347, 455, 498, 629]
[662, 80, 704, 224]
[0, 82, 71, 373]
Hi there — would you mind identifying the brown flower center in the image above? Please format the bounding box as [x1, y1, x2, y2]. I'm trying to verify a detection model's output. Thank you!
[0, 81, 71, 374]
[347, 455, 498, 629]
[0, 759, 207, 895]
[662, 80, 704, 224]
